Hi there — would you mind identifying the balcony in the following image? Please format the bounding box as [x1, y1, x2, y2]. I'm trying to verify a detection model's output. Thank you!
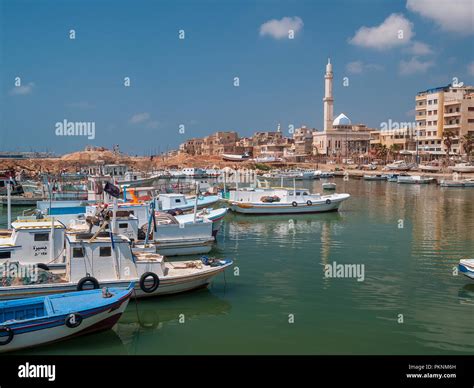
[444, 111, 461, 117]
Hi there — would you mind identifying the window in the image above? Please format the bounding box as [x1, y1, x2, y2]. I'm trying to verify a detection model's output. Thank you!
[34, 233, 49, 242]
[99, 247, 112, 257]
[72, 248, 84, 258]
[434, 99, 438, 104]
[0, 251, 12, 259]
[175, 199, 181, 203]
[119, 223, 128, 229]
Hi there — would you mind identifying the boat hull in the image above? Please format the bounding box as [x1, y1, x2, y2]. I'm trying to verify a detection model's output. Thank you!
[229, 197, 347, 214]
[0, 288, 131, 353]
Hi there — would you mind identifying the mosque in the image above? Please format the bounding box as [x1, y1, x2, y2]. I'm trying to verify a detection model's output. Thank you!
[312, 59, 373, 157]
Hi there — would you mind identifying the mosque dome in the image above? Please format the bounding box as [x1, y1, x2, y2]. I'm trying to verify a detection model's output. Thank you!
[333, 113, 351, 126]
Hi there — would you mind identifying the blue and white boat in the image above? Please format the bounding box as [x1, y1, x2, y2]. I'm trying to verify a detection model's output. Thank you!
[458, 259, 474, 280]
[0, 284, 133, 353]
[157, 193, 220, 212]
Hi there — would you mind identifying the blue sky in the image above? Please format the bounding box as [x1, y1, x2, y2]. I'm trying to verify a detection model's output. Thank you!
[1, 0, 473, 155]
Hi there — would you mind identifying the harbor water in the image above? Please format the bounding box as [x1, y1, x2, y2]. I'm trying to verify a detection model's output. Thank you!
[2, 178, 474, 355]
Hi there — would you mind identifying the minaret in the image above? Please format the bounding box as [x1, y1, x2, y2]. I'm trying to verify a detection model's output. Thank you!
[323, 58, 334, 132]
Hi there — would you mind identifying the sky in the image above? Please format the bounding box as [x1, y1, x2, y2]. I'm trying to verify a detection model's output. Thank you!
[0, 0, 473, 155]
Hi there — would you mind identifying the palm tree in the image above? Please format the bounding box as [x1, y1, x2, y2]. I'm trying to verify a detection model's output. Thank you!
[442, 129, 456, 161]
[374, 144, 388, 163]
[461, 133, 474, 162]
[389, 144, 401, 162]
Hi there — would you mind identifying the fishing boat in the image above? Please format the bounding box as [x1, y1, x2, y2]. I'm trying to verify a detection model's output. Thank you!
[0, 219, 67, 270]
[419, 163, 441, 172]
[439, 180, 465, 187]
[384, 173, 402, 182]
[173, 207, 228, 237]
[116, 171, 160, 187]
[157, 193, 219, 212]
[363, 174, 387, 181]
[227, 187, 350, 214]
[0, 284, 133, 353]
[322, 182, 336, 190]
[397, 175, 435, 184]
[0, 232, 232, 300]
[0, 176, 23, 196]
[386, 160, 414, 171]
[458, 259, 474, 280]
[450, 163, 474, 173]
[181, 168, 207, 178]
[222, 152, 250, 162]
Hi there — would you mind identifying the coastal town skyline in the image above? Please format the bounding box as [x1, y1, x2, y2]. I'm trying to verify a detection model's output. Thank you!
[1, 0, 473, 155]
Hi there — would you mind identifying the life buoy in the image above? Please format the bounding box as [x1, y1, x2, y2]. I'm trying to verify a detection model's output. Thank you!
[140, 272, 160, 293]
[325, 199, 332, 205]
[65, 313, 83, 328]
[292, 201, 298, 207]
[306, 200, 312, 206]
[77, 276, 100, 291]
[0, 326, 13, 345]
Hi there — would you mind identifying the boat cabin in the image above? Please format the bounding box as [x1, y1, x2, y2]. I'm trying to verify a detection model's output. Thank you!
[66, 233, 139, 283]
[0, 219, 66, 266]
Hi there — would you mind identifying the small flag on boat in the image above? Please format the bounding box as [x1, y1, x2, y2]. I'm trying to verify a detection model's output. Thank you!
[104, 182, 120, 198]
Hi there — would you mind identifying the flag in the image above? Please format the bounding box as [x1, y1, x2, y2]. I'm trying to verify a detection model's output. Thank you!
[104, 182, 120, 198]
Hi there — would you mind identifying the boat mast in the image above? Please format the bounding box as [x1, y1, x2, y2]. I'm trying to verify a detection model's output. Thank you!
[6, 177, 11, 229]
[193, 183, 199, 223]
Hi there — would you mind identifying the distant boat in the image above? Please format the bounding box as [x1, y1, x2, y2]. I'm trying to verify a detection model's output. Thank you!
[419, 164, 441, 172]
[116, 171, 159, 187]
[386, 161, 414, 171]
[322, 182, 336, 190]
[363, 174, 387, 181]
[450, 163, 474, 173]
[0, 284, 133, 353]
[439, 180, 464, 187]
[222, 153, 250, 162]
[397, 175, 435, 184]
[227, 187, 350, 214]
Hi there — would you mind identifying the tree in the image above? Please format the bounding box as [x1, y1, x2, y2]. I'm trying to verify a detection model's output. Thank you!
[389, 144, 401, 161]
[461, 133, 474, 162]
[442, 129, 456, 160]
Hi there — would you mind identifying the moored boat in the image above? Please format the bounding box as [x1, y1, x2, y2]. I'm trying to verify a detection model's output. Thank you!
[322, 182, 336, 190]
[227, 187, 349, 214]
[363, 174, 387, 181]
[397, 175, 435, 184]
[0, 284, 133, 353]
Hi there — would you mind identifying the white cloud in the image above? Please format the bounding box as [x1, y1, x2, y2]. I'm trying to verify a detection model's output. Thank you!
[346, 61, 383, 74]
[259, 16, 303, 39]
[9, 82, 34, 95]
[468, 62, 474, 76]
[399, 57, 434, 75]
[407, 41, 433, 55]
[349, 13, 414, 50]
[407, 0, 474, 35]
[129, 112, 150, 124]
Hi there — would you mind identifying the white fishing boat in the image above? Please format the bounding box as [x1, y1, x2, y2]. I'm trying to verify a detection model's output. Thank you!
[222, 152, 250, 162]
[70, 210, 215, 257]
[157, 193, 220, 212]
[228, 187, 349, 214]
[173, 207, 228, 238]
[0, 232, 233, 300]
[397, 175, 435, 184]
[181, 168, 207, 178]
[322, 182, 336, 190]
[0, 285, 133, 353]
[439, 180, 465, 187]
[0, 219, 66, 270]
[386, 160, 414, 171]
[450, 163, 474, 173]
[419, 163, 441, 172]
[116, 171, 160, 187]
[363, 174, 387, 181]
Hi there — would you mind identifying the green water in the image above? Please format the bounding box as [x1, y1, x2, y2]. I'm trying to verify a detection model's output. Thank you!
[4, 178, 474, 355]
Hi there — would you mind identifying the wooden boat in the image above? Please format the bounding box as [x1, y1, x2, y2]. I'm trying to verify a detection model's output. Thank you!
[397, 175, 435, 184]
[0, 284, 133, 353]
[174, 208, 228, 237]
[419, 164, 441, 172]
[0, 233, 232, 300]
[386, 161, 414, 171]
[157, 193, 220, 212]
[363, 174, 387, 181]
[228, 187, 350, 214]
